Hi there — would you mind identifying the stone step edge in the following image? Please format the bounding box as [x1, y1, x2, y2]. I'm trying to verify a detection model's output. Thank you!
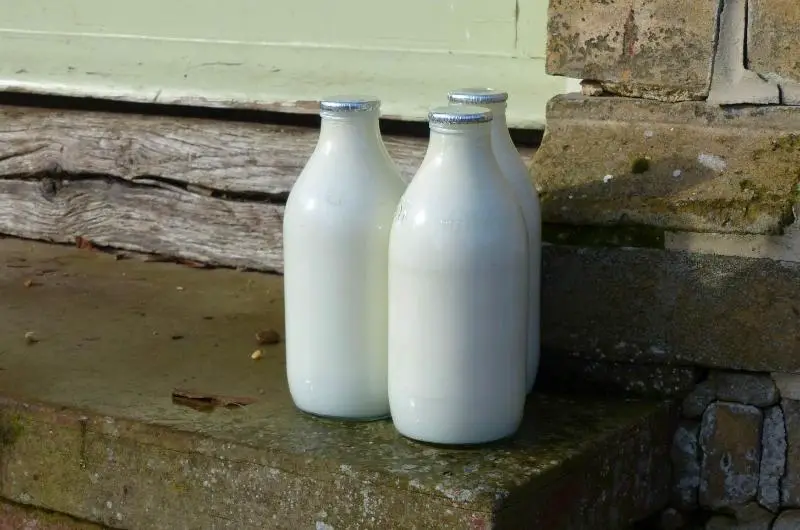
[0, 497, 107, 530]
[542, 220, 800, 263]
[0, 392, 676, 528]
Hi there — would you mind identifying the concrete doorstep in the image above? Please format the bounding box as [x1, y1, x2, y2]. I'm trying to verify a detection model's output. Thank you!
[0, 500, 104, 530]
[0, 238, 675, 530]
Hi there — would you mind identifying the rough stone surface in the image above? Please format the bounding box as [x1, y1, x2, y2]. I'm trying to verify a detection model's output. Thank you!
[706, 515, 737, 530]
[704, 503, 774, 530]
[758, 406, 787, 512]
[781, 400, 800, 507]
[0, 238, 677, 530]
[672, 421, 701, 510]
[748, 0, 800, 82]
[0, 501, 106, 529]
[682, 381, 716, 419]
[699, 403, 762, 509]
[532, 95, 800, 235]
[659, 507, 686, 530]
[664, 214, 800, 263]
[580, 80, 605, 97]
[542, 244, 800, 373]
[773, 510, 800, 530]
[538, 356, 702, 398]
[597, 81, 708, 103]
[780, 82, 800, 107]
[546, 0, 719, 99]
[710, 372, 778, 407]
[773, 373, 800, 401]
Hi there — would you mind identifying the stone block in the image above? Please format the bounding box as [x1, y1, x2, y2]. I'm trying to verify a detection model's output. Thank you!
[533, 95, 800, 236]
[699, 403, 762, 509]
[710, 372, 778, 407]
[672, 421, 701, 510]
[748, 0, 800, 82]
[664, 217, 800, 263]
[706, 515, 737, 530]
[546, 0, 719, 100]
[538, 355, 702, 398]
[704, 503, 774, 530]
[780, 400, 800, 506]
[659, 507, 686, 530]
[773, 510, 800, 530]
[773, 373, 800, 401]
[542, 245, 800, 373]
[780, 83, 800, 107]
[682, 381, 716, 419]
[758, 406, 787, 512]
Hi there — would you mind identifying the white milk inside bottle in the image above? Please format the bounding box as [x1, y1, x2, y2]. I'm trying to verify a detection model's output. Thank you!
[388, 105, 529, 445]
[283, 95, 406, 420]
[449, 88, 542, 394]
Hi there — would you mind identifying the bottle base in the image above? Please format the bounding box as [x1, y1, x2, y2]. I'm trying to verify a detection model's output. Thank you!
[397, 430, 518, 448]
[391, 411, 523, 446]
[295, 404, 391, 423]
[389, 393, 525, 445]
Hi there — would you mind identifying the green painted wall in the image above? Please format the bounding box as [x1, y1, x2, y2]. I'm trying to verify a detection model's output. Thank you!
[0, 0, 573, 128]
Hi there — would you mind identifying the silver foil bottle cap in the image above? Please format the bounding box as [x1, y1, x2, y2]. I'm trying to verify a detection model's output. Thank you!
[319, 96, 381, 114]
[428, 105, 493, 125]
[447, 88, 509, 105]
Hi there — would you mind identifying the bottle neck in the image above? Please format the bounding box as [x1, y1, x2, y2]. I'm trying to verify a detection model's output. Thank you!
[317, 110, 383, 154]
[426, 122, 494, 162]
[478, 102, 515, 148]
[480, 102, 508, 129]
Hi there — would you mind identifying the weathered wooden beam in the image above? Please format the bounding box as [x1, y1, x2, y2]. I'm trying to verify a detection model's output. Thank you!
[0, 105, 536, 272]
[0, 105, 437, 194]
[0, 177, 284, 272]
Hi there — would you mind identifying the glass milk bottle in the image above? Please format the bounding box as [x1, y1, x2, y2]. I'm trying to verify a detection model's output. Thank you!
[283, 96, 405, 420]
[449, 89, 542, 394]
[388, 106, 529, 445]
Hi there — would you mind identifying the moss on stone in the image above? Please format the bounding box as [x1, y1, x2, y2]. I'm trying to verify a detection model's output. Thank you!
[542, 223, 665, 249]
[534, 98, 800, 235]
[0, 413, 23, 446]
[749, 135, 800, 209]
[739, 179, 760, 197]
[630, 156, 651, 174]
[745, 133, 800, 161]
[772, 134, 800, 152]
[642, 197, 794, 235]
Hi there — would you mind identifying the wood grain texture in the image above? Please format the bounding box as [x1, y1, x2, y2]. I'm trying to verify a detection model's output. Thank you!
[0, 105, 431, 193]
[0, 177, 284, 272]
[0, 105, 536, 270]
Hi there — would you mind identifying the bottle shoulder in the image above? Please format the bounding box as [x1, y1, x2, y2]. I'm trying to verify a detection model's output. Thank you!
[288, 153, 404, 206]
[392, 187, 527, 241]
[285, 179, 402, 247]
[403, 158, 513, 206]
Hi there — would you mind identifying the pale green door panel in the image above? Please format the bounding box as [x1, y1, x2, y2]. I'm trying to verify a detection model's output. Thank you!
[3, 0, 521, 55]
[516, 0, 550, 58]
[0, 0, 575, 129]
